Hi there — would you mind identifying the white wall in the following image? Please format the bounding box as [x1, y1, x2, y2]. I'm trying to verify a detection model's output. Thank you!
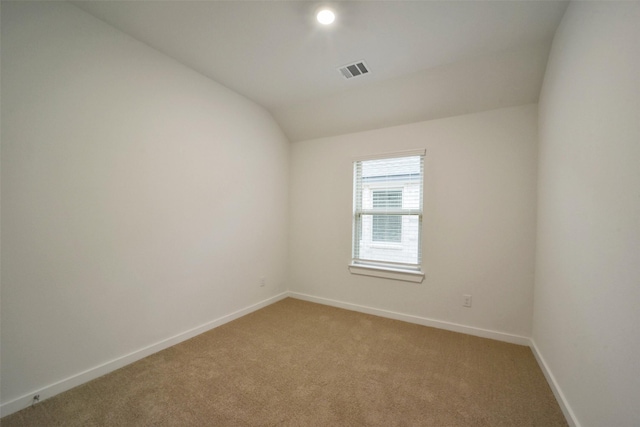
[1, 1, 289, 408]
[534, 2, 640, 426]
[289, 104, 538, 338]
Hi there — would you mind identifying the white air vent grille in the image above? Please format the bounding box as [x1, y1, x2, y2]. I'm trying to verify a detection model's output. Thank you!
[338, 61, 370, 79]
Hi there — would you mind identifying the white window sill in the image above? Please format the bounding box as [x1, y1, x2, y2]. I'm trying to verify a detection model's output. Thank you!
[348, 263, 424, 283]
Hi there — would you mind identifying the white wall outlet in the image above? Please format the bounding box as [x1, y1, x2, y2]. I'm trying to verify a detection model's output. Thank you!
[260, 277, 265, 287]
[463, 294, 472, 307]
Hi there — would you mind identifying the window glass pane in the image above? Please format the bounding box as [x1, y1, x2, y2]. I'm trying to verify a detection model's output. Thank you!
[358, 214, 420, 264]
[372, 190, 402, 209]
[372, 215, 402, 242]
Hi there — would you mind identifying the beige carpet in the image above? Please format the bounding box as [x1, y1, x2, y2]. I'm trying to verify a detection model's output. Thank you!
[2, 298, 567, 426]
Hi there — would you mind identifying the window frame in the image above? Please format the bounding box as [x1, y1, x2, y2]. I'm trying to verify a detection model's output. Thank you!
[349, 149, 426, 283]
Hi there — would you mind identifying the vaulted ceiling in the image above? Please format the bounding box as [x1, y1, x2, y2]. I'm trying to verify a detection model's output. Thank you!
[72, 1, 568, 142]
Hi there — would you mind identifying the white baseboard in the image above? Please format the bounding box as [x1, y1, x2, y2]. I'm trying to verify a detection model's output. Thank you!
[2, 290, 578, 427]
[529, 339, 581, 427]
[0, 292, 289, 418]
[287, 291, 531, 346]
[288, 292, 580, 426]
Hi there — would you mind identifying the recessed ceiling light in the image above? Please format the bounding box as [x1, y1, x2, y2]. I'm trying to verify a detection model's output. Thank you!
[316, 9, 335, 25]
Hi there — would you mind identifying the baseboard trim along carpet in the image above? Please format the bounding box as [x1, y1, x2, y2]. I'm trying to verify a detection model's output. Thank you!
[2, 290, 578, 427]
[530, 340, 581, 427]
[288, 291, 579, 427]
[288, 292, 531, 346]
[0, 292, 289, 417]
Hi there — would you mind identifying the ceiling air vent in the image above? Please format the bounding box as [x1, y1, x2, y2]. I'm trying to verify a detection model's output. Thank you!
[337, 61, 370, 79]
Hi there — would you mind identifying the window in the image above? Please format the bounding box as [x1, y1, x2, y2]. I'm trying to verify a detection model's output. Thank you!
[351, 150, 425, 282]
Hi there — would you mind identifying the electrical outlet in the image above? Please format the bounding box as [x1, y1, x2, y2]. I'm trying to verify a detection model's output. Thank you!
[260, 277, 265, 287]
[32, 395, 40, 405]
[463, 294, 472, 307]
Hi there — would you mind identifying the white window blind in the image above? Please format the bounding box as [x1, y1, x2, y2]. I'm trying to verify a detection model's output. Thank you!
[352, 153, 424, 272]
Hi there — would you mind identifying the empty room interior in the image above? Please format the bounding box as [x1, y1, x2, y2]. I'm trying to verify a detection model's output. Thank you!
[1, 1, 639, 426]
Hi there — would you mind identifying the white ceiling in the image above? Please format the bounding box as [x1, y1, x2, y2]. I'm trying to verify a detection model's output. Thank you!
[72, 1, 568, 142]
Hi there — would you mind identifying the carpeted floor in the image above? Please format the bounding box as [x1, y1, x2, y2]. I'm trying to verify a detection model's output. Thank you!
[2, 298, 567, 426]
